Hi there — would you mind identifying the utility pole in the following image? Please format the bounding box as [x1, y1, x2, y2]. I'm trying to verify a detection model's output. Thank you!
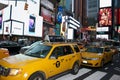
[111, 0, 115, 39]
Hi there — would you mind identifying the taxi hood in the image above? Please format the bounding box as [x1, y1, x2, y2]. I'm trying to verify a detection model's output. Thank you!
[81, 52, 102, 58]
[0, 54, 41, 68]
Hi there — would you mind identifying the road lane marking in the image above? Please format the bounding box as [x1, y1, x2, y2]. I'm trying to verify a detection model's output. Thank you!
[114, 67, 120, 72]
[83, 71, 107, 80]
[110, 74, 120, 80]
[56, 68, 91, 80]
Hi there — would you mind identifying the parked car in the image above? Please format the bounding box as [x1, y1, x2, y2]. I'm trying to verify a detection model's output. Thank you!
[0, 48, 9, 59]
[0, 41, 82, 80]
[19, 45, 30, 53]
[0, 41, 22, 54]
[19, 41, 43, 53]
[81, 46, 114, 67]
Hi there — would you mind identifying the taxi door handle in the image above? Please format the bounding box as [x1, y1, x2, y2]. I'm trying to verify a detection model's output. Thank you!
[61, 59, 64, 62]
[72, 56, 75, 58]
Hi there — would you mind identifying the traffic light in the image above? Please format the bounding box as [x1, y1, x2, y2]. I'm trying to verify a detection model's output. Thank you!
[24, 3, 28, 10]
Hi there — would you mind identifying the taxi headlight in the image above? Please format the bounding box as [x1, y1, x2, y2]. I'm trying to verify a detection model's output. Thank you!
[9, 68, 22, 76]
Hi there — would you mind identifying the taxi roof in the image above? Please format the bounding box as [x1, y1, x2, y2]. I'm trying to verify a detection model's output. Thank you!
[40, 41, 78, 46]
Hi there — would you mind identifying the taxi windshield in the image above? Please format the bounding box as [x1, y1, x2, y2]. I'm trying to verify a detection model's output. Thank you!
[86, 47, 103, 53]
[24, 42, 52, 58]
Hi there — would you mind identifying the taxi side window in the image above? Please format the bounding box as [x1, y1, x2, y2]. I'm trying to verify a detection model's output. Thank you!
[63, 46, 73, 55]
[73, 45, 80, 52]
[105, 48, 110, 52]
[50, 46, 73, 58]
[50, 47, 64, 58]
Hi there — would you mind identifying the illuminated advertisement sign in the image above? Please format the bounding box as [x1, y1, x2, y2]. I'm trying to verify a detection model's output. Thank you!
[96, 34, 108, 40]
[99, 0, 112, 8]
[114, 8, 120, 25]
[12, 21, 24, 35]
[29, 15, 35, 33]
[3, 21, 11, 35]
[118, 26, 120, 33]
[67, 28, 73, 39]
[99, 8, 112, 27]
[96, 27, 109, 32]
[41, 7, 54, 24]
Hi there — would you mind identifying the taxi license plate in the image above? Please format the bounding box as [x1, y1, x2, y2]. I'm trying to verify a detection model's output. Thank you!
[83, 60, 87, 63]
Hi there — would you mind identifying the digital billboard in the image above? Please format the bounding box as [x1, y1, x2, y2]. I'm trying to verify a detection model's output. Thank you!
[29, 15, 35, 33]
[118, 26, 120, 33]
[41, 7, 53, 24]
[12, 21, 24, 35]
[96, 34, 108, 40]
[99, 8, 112, 27]
[114, 8, 120, 25]
[99, 0, 112, 8]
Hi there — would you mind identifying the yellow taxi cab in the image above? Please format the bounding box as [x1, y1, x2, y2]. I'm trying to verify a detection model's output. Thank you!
[0, 41, 82, 80]
[81, 46, 114, 67]
[77, 42, 86, 52]
[0, 48, 9, 59]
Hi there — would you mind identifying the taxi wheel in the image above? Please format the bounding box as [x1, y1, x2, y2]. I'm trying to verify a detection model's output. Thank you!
[71, 62, 79, 75]
[28, 72, 45, 80]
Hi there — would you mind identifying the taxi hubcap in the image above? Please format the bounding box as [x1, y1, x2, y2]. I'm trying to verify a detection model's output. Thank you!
[33, 77, 42, 80]
[74, 64, 79, 72]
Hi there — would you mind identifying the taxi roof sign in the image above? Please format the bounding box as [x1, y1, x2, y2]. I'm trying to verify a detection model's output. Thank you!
[44, 35, 65, 42]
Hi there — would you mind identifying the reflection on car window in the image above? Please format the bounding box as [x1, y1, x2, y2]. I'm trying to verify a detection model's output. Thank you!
[73, 45, 80, 52]
[50, 45, 73, 58]
[50, 47, 64, 58]
[105, 48, 110, 52]
[86, 47, 103, 53]
[63, 46, 73, 55]
[24, 43, 52, 58]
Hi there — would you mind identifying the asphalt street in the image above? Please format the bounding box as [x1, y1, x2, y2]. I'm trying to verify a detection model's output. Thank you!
[55, 54, 120, 80]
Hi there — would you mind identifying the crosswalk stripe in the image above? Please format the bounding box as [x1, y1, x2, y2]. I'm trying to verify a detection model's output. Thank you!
[81, 71, 107, 80]
[109, 74, 120, 80]
[55, 68, 120, 80]
[55, 68, 91, 80]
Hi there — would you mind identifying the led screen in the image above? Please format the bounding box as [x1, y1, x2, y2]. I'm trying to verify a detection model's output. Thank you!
[96, 27, 109, 32]
[29, 15, 35, 32]
[118, 26, 120, 33]
[41, 7, 52, 23]
[67, 28, 73, 39]
[96, 34, 108, 40]
[3, 21, 11, 35]
[99, 0, 112, 8]
[99, 8, 112, 27]
[114, 8, 120, 25]
[12, 21, 24, 35]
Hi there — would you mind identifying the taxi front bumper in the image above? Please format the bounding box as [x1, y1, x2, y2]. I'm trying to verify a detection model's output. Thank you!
[81, 59, 102, 67]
